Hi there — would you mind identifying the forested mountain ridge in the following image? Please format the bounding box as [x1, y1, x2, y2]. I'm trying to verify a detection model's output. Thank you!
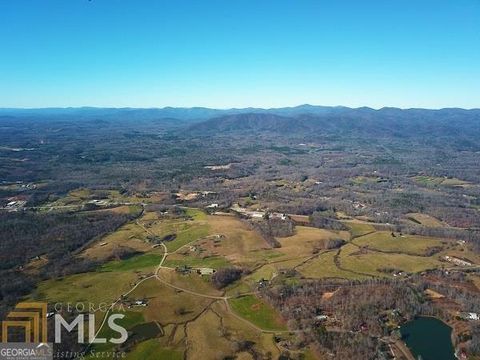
[2, 105, 479, 123]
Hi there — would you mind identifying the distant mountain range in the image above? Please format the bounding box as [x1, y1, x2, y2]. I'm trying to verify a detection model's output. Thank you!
[184, 109, 480, 141]
[1, 105, 479, 122]
[2, 106, 480, 145]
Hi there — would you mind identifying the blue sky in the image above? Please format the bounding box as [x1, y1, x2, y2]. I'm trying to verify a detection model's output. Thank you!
[1, 0, 479, 109]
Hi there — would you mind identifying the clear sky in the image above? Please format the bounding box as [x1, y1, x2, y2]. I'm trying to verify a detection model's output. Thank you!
[1, 0, 479, 109]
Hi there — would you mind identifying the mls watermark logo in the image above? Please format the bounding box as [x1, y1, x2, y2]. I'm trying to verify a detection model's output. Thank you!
[2, 303, 48, 344]
[1, 302, 128, 360]
[1, 302, 51, 360]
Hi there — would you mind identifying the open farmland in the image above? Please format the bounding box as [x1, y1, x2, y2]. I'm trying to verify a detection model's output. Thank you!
[127, 277, 214, 325]
[342, 221, 376, 238]
[34, 270, 138, 306]
[413, 175, 472, 188]
[351, 231, 448, 256]
[100, 253, 163, 272]
[198, 215, 272, 265]
[297, 250, 371, 280]
[82, 221, 152, 261]
[28, 208, 301, 358]
[277, 226, 348, 258]
[126, 339, 183, 360]
[405, 212, 447, 227]
[7, 183, 480, 360]
[143, 218, 210, 252]
[162, 253, 231, 269]
[185, 309, 236, 359]
[338, 243, 442, 277]
[228, 295, 287, 331]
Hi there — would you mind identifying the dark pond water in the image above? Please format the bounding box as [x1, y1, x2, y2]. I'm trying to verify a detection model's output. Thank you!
[400, 316, 456, 360]
[130, 321, 162, 342]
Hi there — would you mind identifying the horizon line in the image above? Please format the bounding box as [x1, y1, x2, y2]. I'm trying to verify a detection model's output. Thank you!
[1, 104, 479, 112]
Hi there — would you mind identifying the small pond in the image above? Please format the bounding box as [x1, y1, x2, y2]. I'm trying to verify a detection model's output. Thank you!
[400, 316, 456, 360]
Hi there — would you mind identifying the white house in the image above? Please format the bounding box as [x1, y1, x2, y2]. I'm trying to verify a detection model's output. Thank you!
[467, 313, 479, 321]
[196, 268, 215, 275]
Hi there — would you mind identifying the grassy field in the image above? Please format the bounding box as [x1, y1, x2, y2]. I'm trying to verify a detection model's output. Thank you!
[244, 263, 278, 282]
[441, 178, 471, 187]
[338, 243, 442, 277]
[343, 221, 376, 238]
[128, 277, 214, 324]
[46, 187, 171, 210]
[470, 275, 480, 291]
[185, 309, 234, 359]
[30, 203, 456, 359]
[100, 253, 163, 272]
[95, 204, 141, 215]
[405, 213, 446, 227]
[35, 270, 138, 306]
[229, 256, 310, 295]
[277, 226, 344, 258]
[88, 310, 146, 355]
[413, 175, 445, 186]
[184, 207, 207, 221]
[351, 176, 383, 185]
[298, 251, 370, 280]
[255, 249, 286, 261]
[82, 221, 152, 261]
[126, 339, 183, 360]
[147, 219, 210, 252]
[225, 281, 253, 298]
[229, 295, 286, 331]
[196, 215, 270, 266]
[49, 188, 119, 206]
[85, 208, 210, 262]
[413, 176, 470, 187]
[352, 231, 446, 256]
[440, 247, 480, 265]
[157, 268, 223, 297]
[162, 253, 230, 269]
[210, 301, 281, 358]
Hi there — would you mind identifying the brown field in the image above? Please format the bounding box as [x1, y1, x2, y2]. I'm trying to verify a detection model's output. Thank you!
[289, 214, 310, 225]
[338, 243, 442, 277]
[23, 255, 48, 274]
[440, 247, 480, 265]
[277, 226, 346, 258]
[175, 192, 200, 201]
[197, 215, 270, 265]
[342, 221, 376, 238]
[93, 205, 133, 214]
[470, 275, 480, 291]
[82, 221, 152, 261]
[171, 324, 187, 347]
[440, 178, 471, 187]
[236, 256, 309, 290]
[129, 282, 282, 359]
[210, 301, 281, 358]
[321, 290, 338, 300]
[405, 213, 446, 227]
[128, 278, 214, 325]
[352, 231, 446, 256]
[298, 250, 370, 280]
[156, 268, 223, 297]
[185, 309, 234, 359]
[35, 270, 138, 306]
[425, 289, 445, 299]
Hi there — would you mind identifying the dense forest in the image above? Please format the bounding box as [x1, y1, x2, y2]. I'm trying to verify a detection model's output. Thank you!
[0, 210, 133, 320]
